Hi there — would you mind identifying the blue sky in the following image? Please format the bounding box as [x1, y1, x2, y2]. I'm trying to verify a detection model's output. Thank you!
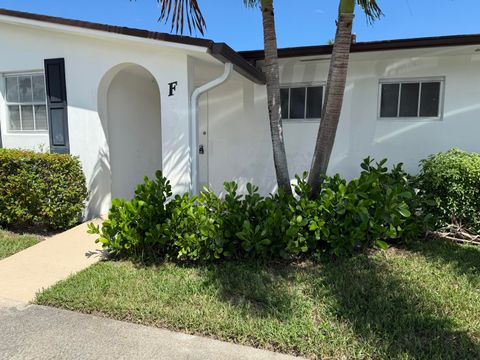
[0, 0, 477, 50]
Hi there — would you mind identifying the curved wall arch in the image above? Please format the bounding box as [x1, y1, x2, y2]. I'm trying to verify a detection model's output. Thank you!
[97, 63, 162, 200]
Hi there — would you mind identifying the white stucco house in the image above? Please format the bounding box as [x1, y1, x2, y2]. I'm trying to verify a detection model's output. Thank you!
[0, 8, 478, 218]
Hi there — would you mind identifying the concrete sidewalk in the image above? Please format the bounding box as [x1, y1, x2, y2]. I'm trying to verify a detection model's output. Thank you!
[0, 304, 301, 360]
[0, 220, 103, 304]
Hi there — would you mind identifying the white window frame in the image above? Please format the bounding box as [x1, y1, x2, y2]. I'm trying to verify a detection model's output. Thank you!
[281, 81, 326, 123]
[3, 71, 49, 133]
[377, 77, 446, 121]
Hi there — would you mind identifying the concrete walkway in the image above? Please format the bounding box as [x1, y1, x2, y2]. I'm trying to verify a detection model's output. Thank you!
[0, 304, 301, 360]
[0, 220, 103, 303]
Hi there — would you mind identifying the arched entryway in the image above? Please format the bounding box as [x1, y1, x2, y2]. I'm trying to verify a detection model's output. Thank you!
[99, 64, 162, 200]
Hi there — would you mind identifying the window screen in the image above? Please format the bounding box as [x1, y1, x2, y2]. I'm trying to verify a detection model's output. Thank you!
[420, 82, 441, 117]
[399, 83, 420, 117]
[380, 83, 400, 117]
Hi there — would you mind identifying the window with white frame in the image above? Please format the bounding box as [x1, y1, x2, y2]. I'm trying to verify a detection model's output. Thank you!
[280, 85, 323, 120]
[379, 79, 444, 119]
[5, 73, 48, 131]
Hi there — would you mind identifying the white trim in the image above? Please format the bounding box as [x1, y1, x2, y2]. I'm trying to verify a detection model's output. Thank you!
[377, 76, 446, 121]
[283, 119, 322, 124]
[281, 81, 326, 87]
[0, 14, 210, 53]
[3, 70, 44, 76]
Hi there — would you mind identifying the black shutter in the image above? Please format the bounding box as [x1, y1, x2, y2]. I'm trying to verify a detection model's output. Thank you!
[44, 58, 70, 154]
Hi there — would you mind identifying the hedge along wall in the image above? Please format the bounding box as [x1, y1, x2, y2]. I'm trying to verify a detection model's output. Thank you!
[418, 148, 480, 233]
[0, 149, 88, 230]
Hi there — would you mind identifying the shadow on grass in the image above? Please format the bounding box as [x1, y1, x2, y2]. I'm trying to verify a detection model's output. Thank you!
[2, 224, 62, 238]
[198, 261, 301, 321]
[410, 237, 480, 279]
[317, 253, 480, 359]
[133, 256, 301, 322]
[127, 241, 480, 359]
[189, 250, 479, 358]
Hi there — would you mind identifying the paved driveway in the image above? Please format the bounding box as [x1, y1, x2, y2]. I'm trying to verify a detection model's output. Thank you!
[0, 304, 302, 360]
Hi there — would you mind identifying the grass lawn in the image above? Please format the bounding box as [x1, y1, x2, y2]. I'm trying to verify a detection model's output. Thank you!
[36, 238, 480, 359]
[0, 229, 40, 260]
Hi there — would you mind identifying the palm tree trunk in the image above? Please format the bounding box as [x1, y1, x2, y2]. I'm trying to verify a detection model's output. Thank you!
[260, 0, 292, 195]
[308, 0, 355, 198]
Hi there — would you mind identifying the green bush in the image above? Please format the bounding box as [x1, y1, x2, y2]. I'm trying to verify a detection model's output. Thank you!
[318, 159, 428, 255]
[417, 148, 480, 233]
[90, 158, 428, 261]
[0, 149, 88, 230]
[93, 173, 173, 257]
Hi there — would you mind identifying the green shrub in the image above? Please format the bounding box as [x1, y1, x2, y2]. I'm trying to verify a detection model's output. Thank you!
[0, 149, 88, 230]
[417, 148, 480, 233]
[93, 172, 173, 257]
[90, 158, 427, 261]
[318, 158, 427, 255]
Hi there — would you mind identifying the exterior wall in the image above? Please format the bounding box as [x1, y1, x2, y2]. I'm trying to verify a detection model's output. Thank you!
[200, 74, 275, 193]
[204, 48, 480, 194]
[106, 65, 162, 200]
[0, 20, 202, 217]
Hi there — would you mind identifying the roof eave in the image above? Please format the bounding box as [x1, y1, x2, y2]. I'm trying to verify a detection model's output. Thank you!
[240, 34, 480, 61]
[0, 8, 265, 84]
[210, 43, 266, 84]
[0, 8, 213, 50]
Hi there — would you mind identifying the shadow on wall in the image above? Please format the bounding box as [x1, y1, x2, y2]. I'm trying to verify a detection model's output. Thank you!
[332, 55, 480, 177]
[85, 147, 110, 219]
[205, 78, 277, 195]
[91, 62, 162, 217]
[162, 130, 190, 193]
[277, 53, 480, 183]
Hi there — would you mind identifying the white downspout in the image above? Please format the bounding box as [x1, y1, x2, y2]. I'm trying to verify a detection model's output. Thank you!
[190, 62, 234, 195]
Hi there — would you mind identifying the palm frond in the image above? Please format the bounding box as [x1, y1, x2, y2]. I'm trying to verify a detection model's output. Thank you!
[157, 0, 206, 35]
[243, 0, 260, 8]
[356, 0, 383, 23]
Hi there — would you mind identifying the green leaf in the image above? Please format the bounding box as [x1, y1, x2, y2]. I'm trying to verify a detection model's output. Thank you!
[398, 204, 411, 218]
[97, 237, 110, 245]
[375, 240, 389, 250]
[309, 222, 319, 231]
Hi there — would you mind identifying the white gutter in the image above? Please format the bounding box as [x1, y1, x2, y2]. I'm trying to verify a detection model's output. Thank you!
[190, 62, 234, 195]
